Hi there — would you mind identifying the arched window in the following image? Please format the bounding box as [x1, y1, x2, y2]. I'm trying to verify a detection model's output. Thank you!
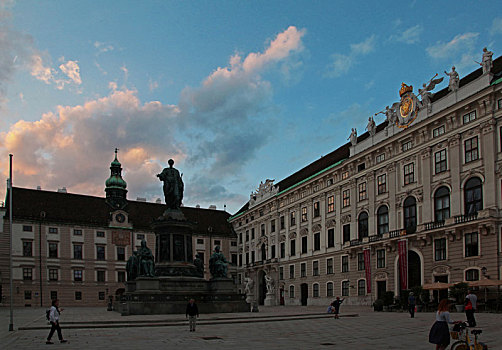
[341, 281, 349, 296]
[403, 196, 417, 233]
[289, 285, 295, 298]
[464, 177, 483, 215]
[358, 212, 369, 240]
[434, 187, 450, 222]
[313, 283, 319, 297]
[377, 206, 389, 235]
[327, 282, 334, 297]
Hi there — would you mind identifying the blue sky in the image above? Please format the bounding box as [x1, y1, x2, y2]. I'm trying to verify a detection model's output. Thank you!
[0, 0, 501, 213]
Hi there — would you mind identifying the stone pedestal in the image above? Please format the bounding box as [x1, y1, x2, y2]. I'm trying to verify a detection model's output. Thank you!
[245, 293, 255, 304]
[264, 293, 277, 306]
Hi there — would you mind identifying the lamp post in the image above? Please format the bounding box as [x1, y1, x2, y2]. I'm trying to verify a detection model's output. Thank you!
[8, 154, 13, 331]
[39, 211, 46, 307]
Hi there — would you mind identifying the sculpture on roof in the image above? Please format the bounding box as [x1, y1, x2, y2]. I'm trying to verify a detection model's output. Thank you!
[382, 104, 399, 125]
[478, 47, 493, 75]
[157, 159, 184, 210]
[348, 128, 357, 146]
[444, 66, 459, 92]
[366, 116, 376, 136]
[418, 74, 444, 113]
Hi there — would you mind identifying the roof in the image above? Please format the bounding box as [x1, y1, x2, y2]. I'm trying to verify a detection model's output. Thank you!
[231, 56, 502, 219]
[5, 187, 236, 237]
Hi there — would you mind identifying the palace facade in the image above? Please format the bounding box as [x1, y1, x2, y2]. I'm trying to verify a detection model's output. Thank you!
[230, 56, 502, 306]
[0, 154, 238, 307]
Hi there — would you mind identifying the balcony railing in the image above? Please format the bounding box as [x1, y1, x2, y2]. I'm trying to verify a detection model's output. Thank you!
[349, 239, 362, 246]
[454, 213, 478, 224]
[369, 234, 384, 242]
[424, 221, 445, 231]
[389, 229, 406, 238]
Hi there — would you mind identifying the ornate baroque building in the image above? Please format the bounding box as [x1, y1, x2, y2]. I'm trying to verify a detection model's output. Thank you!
[0, 152, 238, 307]
[230, 55, 502, 306]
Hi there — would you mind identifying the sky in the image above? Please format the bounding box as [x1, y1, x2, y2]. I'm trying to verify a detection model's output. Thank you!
[0, 0, 501, 214]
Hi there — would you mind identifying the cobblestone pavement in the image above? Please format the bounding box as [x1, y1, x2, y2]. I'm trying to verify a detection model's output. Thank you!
[1, 306, 501, 349]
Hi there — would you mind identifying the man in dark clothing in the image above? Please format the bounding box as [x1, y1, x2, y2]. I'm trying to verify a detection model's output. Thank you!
[186, 298, 199, 332]
[332, 297, 344, 319]
[408, 292, 416, 318]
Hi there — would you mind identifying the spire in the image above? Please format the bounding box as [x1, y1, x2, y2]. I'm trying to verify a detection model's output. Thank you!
[105, 148, 128, 209]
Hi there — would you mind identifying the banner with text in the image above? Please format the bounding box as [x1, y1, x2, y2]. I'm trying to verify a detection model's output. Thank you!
[364, 248, 372, 293]
[398, 239, 408, 290]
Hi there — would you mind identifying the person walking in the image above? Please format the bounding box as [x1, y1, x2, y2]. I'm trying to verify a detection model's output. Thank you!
[465, 289, 477, 327]
[46, 299, 67, 344]
[186, 298, 199, 332]
[332, 297, 344, 319]
[408, 292, 416, 318]
[429, 299, 459, 350]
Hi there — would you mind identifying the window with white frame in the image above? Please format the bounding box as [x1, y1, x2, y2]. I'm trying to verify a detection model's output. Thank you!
[435, 149, 447, 174]
[433, 125, 445, 138]
[377, 174, 387, 194]
[342, 189, 350, 207]
[327, 282, 334, 297]
[313, 283, 319, 297]
[289, 285, 295, 298]
[341, 255, 349, 272]
[327, 196, 335, 213]
[404, 163, 414, 185]
[465, 137, 479, 163]
[376, 153, 385, 163]
[327, 258, 333, 274]
[342, 281, 349, 296]
[313, 261, 319, 276]
[463, 110, 476, 124]
[358, 182, 367, 201]
[358, 280, 366, 296]
[434, 238, 447, 261]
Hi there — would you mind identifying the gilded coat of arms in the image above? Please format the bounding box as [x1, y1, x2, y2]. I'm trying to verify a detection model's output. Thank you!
[397, 83, 418, 129]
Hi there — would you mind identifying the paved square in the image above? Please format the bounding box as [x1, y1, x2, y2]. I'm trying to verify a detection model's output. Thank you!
[1, 306, 501, 349]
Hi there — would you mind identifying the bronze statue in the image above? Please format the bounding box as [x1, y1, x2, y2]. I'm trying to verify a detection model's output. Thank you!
[126, 251, 139, 281]
[137, 240, 155, 277]
[209, 245, 228, 279]
[193, 253, 204, 277]
[157, 159, 184, 210]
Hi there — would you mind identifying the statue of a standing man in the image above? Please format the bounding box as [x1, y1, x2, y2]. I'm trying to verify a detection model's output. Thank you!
[157, 159, 184, 210]
[480, 47, 493, 75]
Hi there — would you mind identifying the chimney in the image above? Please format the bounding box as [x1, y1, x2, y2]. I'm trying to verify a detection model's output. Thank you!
[136, 197, 146, 202]
[57, 187, 67, 193]
[209, 205, 217, 210]
[155, 198, 162, 204]
[37, 186, 42, 190]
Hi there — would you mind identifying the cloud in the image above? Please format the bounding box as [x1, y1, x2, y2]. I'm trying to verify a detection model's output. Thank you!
[29, 54, 82, 90]
[148, 78, 159, 91]
[324, 35, 376, 78]
[94, 41, 114, 55]
[389, 24, 423, 44]
[0, 26, 306, 211]
[426, 32, 479, 59]
[490, 18, 502, 35]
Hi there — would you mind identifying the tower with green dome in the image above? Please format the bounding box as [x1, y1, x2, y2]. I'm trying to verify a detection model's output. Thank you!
[105, 148, 128, 209]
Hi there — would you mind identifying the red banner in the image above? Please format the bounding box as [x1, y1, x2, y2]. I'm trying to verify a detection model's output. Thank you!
[363, 248, 371, 294]
[398, 240, 408, 290]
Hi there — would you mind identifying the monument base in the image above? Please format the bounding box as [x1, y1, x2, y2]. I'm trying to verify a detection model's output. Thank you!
[117, 276, 248, 315]
[264, 293, 277, 306]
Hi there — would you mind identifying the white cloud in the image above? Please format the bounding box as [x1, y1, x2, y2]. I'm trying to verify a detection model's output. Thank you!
[148, 78, 159, 91]
[59, 60, 81, 85]
[324, 35, 375, 78]
[490, 18, 502, 35]
[29, 54, 82, 90]
[389, 24, 423, 44]
[426, 32, 479, 59]
[94, 41, 114, 55]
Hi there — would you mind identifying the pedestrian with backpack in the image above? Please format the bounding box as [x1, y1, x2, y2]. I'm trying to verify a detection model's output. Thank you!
[46, 299, 67, 344]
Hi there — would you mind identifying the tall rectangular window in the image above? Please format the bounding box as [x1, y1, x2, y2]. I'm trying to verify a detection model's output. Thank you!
[25, 290, 32, 300]
[261, 224, 265, 236]
[251, 251, 255, 263]
[342, 281, 349, 296]
[280, 216, 285, 230]
[434, 238, 447, 261]
[75, 291, 82, 300]
[74, 269, 83, 282]
[289, 285, 295, 298]
[23, 268, 33, 280]
[313, 261, 319, 276]
[280, 242, 285, 258]
[251, 228, 255, 239]
[279, 267, 284, 280]
[301, 263, 306, 277]
[290, 212, 296, 226]
[271, 219, 276, 233]
[357, 253, 365, 271]
[246, 230, 249, 241]
[377, 249, 385, 268]
[301, 207, 308, 222]
[358, 182, 367, 201]
[465, 137, 479, 163]
[327, 228, 335, 248]
[327, 195, 335, 213]
[97, 270, 105, 282]
[463, 110, 476, 124]
[404, 163, 414, 185]
[358, 280, 366, 296]
[377, 174, 387, 194]
[23, 241, 33, 257]
[465, 232, 479, 257]
[326, 258, 333, 274]
[342, 171, 349, 180]
[301, 236, 308, 254]
[73, 244, 83, 260]
[289, 265, 295, 279]
[313, 202, 320, 218]
[342, 224, 350, 244]
[342, 189, 350, 208]
[313, 232, 320, 251]
[117, 246, 125, 261]
[49, 269, 58, 281]
[48, 243, 58, 258]
[96, 245, 106, 260]
[290, 239, 296, 256]
[435, 149, 447, 174]
[341, 255, 349, 272]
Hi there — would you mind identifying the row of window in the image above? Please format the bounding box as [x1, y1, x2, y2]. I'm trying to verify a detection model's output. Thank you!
[22, 241, 127, 261]
[22, 226, 110, 237]
[287, 280, 367, 298]
[22, 267, 125, 283]
[23, 290, 107, 301]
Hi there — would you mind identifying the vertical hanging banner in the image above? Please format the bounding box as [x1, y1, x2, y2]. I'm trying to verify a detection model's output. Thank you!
[398, 239, 408, 290]
[363, 248, 372, 293]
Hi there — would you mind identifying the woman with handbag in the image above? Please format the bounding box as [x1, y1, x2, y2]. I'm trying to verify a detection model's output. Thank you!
[429, 299, 460, 350]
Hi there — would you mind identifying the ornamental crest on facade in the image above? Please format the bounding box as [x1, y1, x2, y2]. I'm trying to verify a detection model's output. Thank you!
[249, 179, 279, 208]
[397, 83, 419, 129]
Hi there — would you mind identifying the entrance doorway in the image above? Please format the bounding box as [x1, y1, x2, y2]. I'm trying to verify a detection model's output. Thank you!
[434, 275, 449, 302]
[280, 286, 285, 305]
[258, 271, 267, 305]
[300, 283, 308, 306]
[398, 250, 422, 294]
[377, 280, 387, 300]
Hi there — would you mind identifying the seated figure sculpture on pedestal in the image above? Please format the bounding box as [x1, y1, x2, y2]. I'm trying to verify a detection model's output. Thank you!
[209, 245, 228, 279]
[137, 240, 155, 277]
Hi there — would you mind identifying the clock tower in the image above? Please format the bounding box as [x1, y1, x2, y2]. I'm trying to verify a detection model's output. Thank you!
[105, 148, 128, 209]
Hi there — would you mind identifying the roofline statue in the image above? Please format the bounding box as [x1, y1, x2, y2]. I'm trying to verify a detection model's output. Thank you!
[157, 159, 184, 210]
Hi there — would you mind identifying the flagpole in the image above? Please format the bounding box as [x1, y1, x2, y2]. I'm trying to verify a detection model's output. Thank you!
[8, 154, 14, 331]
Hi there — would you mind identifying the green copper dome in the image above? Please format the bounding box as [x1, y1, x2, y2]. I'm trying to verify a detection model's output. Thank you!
[105, 149, 127, 189]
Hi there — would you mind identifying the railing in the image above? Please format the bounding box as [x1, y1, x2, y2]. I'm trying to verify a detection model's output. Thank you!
[369, 234, 384, 242]
[389, 229, 406, 238]
[454, 213, 478, 224]
[349, 239, 362, 246]
[424, 221, 445, 230]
